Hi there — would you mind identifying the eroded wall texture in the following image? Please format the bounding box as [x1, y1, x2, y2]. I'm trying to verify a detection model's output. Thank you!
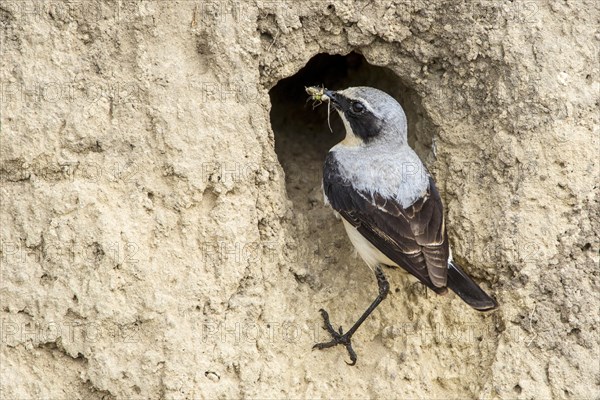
[1, 1, 598, 399]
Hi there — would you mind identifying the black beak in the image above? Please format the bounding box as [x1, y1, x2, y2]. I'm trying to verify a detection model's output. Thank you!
[324, 90, 337, 103]
[325, 90, 343, 110]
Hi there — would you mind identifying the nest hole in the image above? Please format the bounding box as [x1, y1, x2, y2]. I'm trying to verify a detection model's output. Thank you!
[269, 52, 436, 215]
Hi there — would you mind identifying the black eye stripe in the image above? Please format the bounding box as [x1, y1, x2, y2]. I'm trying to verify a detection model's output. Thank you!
[346, 112, 383, 142]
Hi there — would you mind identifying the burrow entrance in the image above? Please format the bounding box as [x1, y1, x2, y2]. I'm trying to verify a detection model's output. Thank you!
[269, 52, 436, 215]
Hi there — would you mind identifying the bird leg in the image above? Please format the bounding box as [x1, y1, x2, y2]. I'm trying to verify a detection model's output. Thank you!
[313, 266, 390, 365]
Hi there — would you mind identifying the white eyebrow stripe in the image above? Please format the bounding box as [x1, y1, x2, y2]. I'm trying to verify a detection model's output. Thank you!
[361, 100, 377, 115]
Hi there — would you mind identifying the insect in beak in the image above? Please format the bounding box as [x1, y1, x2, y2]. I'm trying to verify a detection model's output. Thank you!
[305, 85, 334, 133]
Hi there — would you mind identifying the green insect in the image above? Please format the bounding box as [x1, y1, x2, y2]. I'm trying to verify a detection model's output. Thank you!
[305, 85, 334, 132]
[305, 85, 328, 108]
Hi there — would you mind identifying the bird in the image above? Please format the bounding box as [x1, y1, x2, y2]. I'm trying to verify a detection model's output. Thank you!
[308, 86, 498, 365]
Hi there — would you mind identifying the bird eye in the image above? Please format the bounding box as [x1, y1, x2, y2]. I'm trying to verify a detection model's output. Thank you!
[351, 102, 365, 113]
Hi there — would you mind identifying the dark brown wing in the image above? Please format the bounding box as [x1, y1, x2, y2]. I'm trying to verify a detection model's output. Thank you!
[323, 153, 449, 290]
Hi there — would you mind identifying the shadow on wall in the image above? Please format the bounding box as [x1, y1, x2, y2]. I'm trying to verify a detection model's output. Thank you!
[269, 51, 437, 213]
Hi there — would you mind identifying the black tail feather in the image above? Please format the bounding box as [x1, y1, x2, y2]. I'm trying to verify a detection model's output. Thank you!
[447, 261, 498, 311]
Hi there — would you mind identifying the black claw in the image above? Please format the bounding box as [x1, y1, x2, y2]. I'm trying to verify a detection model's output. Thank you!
[345, 344, 357, 366]
[312, 267, 389, 366]
[313, 308, 359, 366]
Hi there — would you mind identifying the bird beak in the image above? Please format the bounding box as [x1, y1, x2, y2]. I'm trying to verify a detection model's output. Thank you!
[324, 90, 336, 101]
[324, 90, 341, 109]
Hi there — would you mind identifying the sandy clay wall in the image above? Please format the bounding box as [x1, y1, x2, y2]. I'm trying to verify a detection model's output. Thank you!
[1, 1, 598, 399]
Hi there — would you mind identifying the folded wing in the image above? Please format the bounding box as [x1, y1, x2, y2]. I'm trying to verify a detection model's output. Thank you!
[323, 153, 449, 291]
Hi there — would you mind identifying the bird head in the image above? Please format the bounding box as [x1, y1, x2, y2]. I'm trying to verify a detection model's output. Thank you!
[324, 86, 408, 147]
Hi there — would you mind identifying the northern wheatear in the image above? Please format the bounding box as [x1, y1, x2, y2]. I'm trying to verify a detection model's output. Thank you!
[307, 86, 497, 365]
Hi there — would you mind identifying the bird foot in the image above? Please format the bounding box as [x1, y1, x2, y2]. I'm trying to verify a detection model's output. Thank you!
[312, 309, 358, 366]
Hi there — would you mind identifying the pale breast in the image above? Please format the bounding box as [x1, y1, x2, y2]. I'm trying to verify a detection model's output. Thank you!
[341, 219, 398, 270]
